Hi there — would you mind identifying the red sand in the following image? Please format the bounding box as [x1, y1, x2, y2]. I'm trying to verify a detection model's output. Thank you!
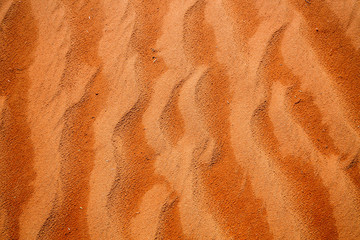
[1, 0, 360, 239]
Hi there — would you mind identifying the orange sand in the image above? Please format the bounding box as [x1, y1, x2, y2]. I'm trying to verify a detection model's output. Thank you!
[1, 0, 360, 239]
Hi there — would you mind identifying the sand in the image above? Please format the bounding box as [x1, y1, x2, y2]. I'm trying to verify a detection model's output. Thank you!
[1, 0, 360, 239]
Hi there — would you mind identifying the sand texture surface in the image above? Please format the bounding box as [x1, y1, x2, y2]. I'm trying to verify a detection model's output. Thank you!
[1, 0, 360, 239]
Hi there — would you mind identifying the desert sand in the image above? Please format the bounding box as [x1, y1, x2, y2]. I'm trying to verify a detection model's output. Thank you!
[1, 0, 360, 239]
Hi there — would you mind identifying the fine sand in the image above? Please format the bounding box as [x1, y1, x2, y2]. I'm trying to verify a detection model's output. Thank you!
[1, 0, 360, 239]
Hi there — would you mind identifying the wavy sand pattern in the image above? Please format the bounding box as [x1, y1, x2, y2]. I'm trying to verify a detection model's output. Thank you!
[1, 0, 360, 239]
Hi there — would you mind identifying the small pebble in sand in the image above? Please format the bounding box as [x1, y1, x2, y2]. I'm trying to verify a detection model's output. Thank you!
[68, 228, 71, 231]
[89, 16, 91, 19]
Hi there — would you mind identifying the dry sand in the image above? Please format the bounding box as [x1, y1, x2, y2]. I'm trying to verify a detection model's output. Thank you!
[1, 0, 360, 239]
